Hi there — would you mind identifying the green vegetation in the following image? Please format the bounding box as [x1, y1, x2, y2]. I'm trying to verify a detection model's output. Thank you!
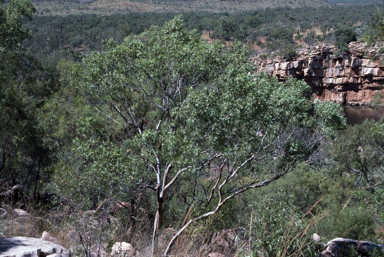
[29, 0, 329, 16]
[364, 7, 384, 45]
[2, 0, 384, 256]
[0, 0, 59, 197]
[22, 3, 384, 67]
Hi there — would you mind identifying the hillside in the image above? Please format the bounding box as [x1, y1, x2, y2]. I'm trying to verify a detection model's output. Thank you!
[32, 0, 329, 16]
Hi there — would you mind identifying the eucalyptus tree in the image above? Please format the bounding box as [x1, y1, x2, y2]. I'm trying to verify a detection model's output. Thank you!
[66, 17, 345, 255]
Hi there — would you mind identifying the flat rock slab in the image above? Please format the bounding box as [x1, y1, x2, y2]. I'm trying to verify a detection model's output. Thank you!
[0, 237, 70, 257]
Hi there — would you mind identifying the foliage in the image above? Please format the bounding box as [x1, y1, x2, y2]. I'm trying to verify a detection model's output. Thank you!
[3, 1, 383, 255]
[20, 3, 384, 67]
[0, 0, 35, 51]
[334, 28, 357, 56]
[52, 114, 129, 209]
[332, 120, 384, 185]
[363, 7, 384, 45]
[63, 16, 346, 255]
[0, 0, 59, 198]
[278, 43, 297, 61]
[211, 16, 239, 41]
[244, 160, 378, 256]
[29, 0, 328, 16]
[251, 198, 320, 257]
[334, 28, 357, 44]
[314, 100, 346, 138]
[316, 205, 376, 242]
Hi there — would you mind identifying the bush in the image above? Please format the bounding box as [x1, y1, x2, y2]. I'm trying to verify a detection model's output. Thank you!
[250, 198, 321, 257]
[315, 206, 376, 242]
[279, 43, 297, 60]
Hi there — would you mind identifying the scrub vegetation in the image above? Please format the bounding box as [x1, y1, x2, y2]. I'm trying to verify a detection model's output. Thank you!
[1, 0, 384, 256]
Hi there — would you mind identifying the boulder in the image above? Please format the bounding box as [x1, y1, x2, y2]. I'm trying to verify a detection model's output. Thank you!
[319, 237, 384, 257]
[41, 231, 58, 243]
[0, 237, 70, 257]
[13, 209, 29, 217]
[111, 242, 134, 257]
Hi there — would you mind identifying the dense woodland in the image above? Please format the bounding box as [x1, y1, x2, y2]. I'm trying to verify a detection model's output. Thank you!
[2, 0, 384, 256]
[22, 3, 384, 67]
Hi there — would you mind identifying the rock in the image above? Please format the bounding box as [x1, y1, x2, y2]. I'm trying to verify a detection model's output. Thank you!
[0, 237, 70, 257]
[280, 62, 289, 70]
[311, 233, 322, 243]
[308, 59, 322, 69]
[13, 209, 29, 216]
[255, 41, 384, 105]
[264, 65, 275, 75]
[318, 237, 384, 257]
[111, 242, 134, 257]
[362, 59, 380, 68]
[351, 58, 362, 67]
[41, 231, 58, 243]
[291, 60, 302, 69]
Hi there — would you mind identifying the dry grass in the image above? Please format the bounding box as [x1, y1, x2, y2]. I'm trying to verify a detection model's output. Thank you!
[2, 195, 381, 257]
[0, 201, 248, 256]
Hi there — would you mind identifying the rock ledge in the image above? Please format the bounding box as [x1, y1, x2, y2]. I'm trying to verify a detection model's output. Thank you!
[254, 41, 384, 105]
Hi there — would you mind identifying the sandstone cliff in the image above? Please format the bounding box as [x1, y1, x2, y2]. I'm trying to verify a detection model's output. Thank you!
[255, 41, 384, 105]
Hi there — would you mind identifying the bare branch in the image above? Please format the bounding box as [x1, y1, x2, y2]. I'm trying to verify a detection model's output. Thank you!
[149, 165, 158, 175]
[163, 166, 192, 193]
[153, 152, 161, 186]
[350, 167, 378, 188]
[163, 166, 292, 256]
[207, 159, 227, 204]
[160, 162, 173, 198]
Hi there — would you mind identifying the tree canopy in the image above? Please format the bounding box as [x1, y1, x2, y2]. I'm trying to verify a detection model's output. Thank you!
[0, 0, 35, 51]
[61, 16, 346, 255]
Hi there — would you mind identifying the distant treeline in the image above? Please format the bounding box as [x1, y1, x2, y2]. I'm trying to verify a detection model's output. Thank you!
[23, 3, 384, 67]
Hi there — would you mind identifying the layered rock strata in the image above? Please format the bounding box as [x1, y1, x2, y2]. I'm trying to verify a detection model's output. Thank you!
[255, 41, 384, 105]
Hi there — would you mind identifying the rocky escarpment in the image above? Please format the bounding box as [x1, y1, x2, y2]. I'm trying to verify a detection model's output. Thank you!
[255, 41, 384, 105]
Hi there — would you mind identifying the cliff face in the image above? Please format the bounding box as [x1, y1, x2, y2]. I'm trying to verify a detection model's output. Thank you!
[255, 41, 384, 105]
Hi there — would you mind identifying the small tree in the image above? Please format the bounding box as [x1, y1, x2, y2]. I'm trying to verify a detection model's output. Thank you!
[212, 16, 239, 41]
[65, 17, 345, 256]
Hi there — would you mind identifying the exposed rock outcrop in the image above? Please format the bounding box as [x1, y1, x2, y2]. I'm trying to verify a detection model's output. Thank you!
[255, 41, 384, 105]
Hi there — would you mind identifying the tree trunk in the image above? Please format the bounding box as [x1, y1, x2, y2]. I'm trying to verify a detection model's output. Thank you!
[152, 194, 164, 256]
